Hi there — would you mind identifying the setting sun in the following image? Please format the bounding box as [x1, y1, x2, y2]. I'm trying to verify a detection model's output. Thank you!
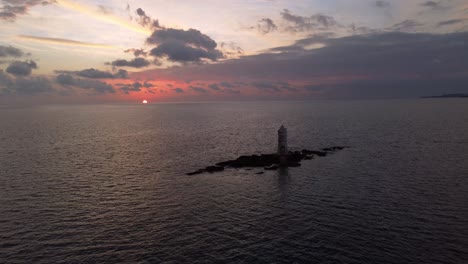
[142, 100, 148, 104]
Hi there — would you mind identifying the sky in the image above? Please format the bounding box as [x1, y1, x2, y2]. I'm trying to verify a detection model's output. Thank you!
[0, 0, 468, 103]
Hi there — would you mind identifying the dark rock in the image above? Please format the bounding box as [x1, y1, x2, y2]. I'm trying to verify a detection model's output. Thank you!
[286, 162, 301, 167]
[205, 166, 224, 173]
[310, 151, 327, 157]
[186, 146, 349, 175]
[322, 146, 349, 152]
[265, 165, 279, 170]
[256, 171, 265, 175]
[217, 154, 279, 168]
[186, 169, 205, 176]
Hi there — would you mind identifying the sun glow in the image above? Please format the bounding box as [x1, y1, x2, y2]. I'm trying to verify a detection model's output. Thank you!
[142, 100, 148, 104]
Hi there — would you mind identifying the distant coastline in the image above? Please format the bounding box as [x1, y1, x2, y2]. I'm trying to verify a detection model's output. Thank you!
[422, 94, 468, 98]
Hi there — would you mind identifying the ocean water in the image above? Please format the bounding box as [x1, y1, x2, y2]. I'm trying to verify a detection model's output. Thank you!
[0, 100, 467, 263]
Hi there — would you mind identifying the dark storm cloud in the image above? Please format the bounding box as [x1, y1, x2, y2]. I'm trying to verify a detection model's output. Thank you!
[56, 73, 115, 94]
[108, 58, 151, 68]
[257, 18, 277, 34]
[0, 45, 24, 57]
[147, 28, 223, 62]
[0, 0, 55, 21]
[280, 9, 337, 32]
[375, 1, 390, 8]
[437, 19, 467, 27]
[6, 60, 37, 76]
[140, 31, 468, 98]
[56, 68, 128, 79]
[173, 87, 184, 93]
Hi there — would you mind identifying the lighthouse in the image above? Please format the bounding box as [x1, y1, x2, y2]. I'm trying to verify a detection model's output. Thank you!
[277, 125, 288, 156]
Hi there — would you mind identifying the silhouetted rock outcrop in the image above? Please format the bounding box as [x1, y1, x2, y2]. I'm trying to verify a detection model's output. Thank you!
[186, 146, 349, 175]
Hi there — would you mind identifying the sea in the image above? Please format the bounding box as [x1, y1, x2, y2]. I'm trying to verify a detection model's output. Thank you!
[1, 100, 467, 263]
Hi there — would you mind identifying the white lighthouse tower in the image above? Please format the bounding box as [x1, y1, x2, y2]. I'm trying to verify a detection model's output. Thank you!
[277, 125, 288, 156]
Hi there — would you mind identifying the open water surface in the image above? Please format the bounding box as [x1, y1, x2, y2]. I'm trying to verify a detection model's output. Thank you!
[1, 100, 467, 263]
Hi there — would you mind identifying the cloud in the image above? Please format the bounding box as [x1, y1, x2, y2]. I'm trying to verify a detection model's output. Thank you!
[208, 83, 220, 90]
[391, 20, 424, 32]
[291, 32, 336, 47]
[56, 68, 128, 79]
[0, 45, 24, 57]
[219, 42, 244, 57]
[0, 70, 53, 95]
[147, 28, 217, 50]
[133, 31, 468, 98]
[280, 9, 337, 32]
[190, 86, 208, 93]
[375, 1, 390, 8]
[421, 1, 439, 8]
[56, 73, 115, 94]
[5, 60, 37, 76]
[303, 78, 468, 99]
[108, 58, 151, 68]
[149, 41, 223, 62]
[124, 9, 224, 64]
[147, 28, 223, 62]
[250, 81, 297, 92]
[251, 81, 280, 92]
[219, 81, 239, 88]
[0, 69, 13, 87]
[115, 81, 154, 94]
[16, 35, 115, 49]
[8, 76, 52, 94]
[173, 87, 184, 93]
[257, 18, 277, 34]
[114, 69, 128, 79]
[124, 48, 148, 57]
[117, 82, 142, 94]
[0, 0, 55, 22]
[75, 68, 113, 78]
[135, 7, 161, 30]
[97, 5, 111, 15]
[437, 19, 467, 27]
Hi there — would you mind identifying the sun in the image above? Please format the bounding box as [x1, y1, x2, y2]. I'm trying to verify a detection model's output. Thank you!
[142, 100, 148, 104]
